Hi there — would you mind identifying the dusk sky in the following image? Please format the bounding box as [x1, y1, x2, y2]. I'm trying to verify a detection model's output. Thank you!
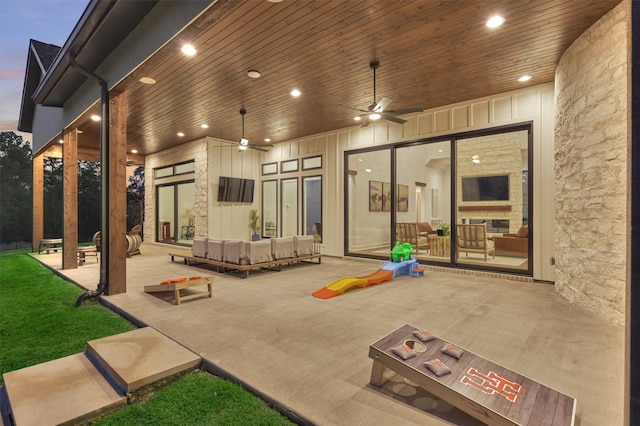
[1, 0, 87, 143]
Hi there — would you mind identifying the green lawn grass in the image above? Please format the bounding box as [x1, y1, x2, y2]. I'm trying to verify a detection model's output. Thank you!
[0, 249, 295, 425]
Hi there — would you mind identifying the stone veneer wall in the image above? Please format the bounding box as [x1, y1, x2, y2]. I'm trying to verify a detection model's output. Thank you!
[554, 1, 628, 325]
[143, 139, 208, 242]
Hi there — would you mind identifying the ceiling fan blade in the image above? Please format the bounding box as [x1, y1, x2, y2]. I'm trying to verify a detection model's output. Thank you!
[385, 107, 424, 114]
[248, 145, 270, 152]
[338, 103, 369, 113]
[381, 114, 407, 125]
[373, 97, 393, 113]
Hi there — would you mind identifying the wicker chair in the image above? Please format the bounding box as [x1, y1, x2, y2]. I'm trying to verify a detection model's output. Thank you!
[397, 222, 429, 254]
[456, 223, 495, 261]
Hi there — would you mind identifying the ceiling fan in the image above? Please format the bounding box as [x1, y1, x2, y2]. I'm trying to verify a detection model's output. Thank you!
[223, 108, 273, 152]
[343, 61, 424, 127]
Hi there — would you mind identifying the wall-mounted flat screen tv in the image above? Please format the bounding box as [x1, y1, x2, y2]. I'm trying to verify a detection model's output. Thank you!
[217, 176, 255, 203]
[462, 175, 509, 201]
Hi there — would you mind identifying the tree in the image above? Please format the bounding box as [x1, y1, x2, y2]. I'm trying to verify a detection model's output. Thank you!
[77, 161, 101, 241]
[43, 157, 63, 238]
[127, 166, 144, 234]
[0, 132, 32, 243]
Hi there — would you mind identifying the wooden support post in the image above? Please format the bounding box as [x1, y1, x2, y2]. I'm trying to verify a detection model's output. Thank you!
[106, 91, 128, 295]
[62, 130, 78, 269]
[32, 153, 44, 252]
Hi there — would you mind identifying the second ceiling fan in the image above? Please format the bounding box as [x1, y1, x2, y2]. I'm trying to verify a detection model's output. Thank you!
[235, 108, 272, 152]
[346, 61, 423, 127]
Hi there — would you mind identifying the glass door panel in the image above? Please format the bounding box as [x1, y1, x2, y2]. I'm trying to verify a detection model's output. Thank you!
[176, 182, 195, 244]
[303, 176, 322, 240]
[262, 180, 277, 237]
[156, 180, 194, 246]
[455, 130, 530, 272]
[395, 141, 452, 263]
[157, 185, 175, 243]
[281, 178, 298, 237]
[346, 149, 391, 257]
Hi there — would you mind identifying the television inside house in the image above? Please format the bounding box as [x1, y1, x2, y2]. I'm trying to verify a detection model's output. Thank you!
[217, 176, 255, 203]
[462, 175, 509, 201]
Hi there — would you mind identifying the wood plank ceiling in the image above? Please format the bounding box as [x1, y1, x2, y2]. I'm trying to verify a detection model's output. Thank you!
[70, 0, 621, 156]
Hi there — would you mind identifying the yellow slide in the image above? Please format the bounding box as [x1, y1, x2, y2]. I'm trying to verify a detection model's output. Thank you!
[312, 269, 394, 299]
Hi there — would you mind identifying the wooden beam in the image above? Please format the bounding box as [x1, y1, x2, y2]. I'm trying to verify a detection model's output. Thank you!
[42, 145, 100, 162]
[106, 91, 128, 295]
[32, 153, 44, 252]
[62, 129, 79, 269]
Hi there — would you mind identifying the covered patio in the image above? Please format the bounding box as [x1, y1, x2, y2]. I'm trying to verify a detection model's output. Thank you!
[31, 244, 623, 426]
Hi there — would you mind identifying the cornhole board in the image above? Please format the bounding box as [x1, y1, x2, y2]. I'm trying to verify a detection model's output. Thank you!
[369, 324, 576, 426]
[144, 277, 213, 305]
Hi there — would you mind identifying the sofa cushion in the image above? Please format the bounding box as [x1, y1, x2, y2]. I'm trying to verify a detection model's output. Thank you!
[516, 226, 529, 238]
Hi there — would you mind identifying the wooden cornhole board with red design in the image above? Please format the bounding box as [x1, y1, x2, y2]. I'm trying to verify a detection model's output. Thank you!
[369, 324, 576, 426]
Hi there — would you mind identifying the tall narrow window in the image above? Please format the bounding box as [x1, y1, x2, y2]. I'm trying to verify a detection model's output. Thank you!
[303, 176, 322, 241]
[281, 178, 298, 237]
[262, 180, 277, 237]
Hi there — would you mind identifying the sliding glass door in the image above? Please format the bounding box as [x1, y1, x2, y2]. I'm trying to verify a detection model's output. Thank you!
[456, 129, 530, 271]
[156, 180, 195, 246]
[344, 124, 532, 275]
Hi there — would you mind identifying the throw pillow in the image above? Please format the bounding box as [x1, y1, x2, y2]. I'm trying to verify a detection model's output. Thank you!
[424, 359, 452, 376]
[516, 226, 528, 238]
[416, 222, 432, 233]
[391, 344, 418, 360]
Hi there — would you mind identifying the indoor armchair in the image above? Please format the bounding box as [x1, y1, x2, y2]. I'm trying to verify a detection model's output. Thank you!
[456, 223, 495, 261]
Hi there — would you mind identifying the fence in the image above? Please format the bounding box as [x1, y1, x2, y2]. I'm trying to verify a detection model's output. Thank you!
[0, 241, 32, 252]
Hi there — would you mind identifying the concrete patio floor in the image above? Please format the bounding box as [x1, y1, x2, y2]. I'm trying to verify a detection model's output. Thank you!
[31, 244, 624, 426]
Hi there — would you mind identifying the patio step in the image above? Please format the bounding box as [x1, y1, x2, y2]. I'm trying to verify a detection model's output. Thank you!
[1, 327, 201, 425]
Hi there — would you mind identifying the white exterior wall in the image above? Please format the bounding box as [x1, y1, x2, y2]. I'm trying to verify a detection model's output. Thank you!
[268, 83, 556, 282]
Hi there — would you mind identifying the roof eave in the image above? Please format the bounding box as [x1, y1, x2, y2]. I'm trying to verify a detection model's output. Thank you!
[32, 0, 158, 107]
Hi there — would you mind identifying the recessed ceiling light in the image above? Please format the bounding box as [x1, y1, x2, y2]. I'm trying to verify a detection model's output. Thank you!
[486, 15, 505, 28]
[472, 155, 481, 164]
[247, 70, 261, 78]
[59, 139, 64, 144]
[201, 124, 209, 129]
[438, 149, 443, 153]
[177, 132, 185, 137]
[181, 44, 197, 56]
[267, 0, 283, 3]
[264, 138, 271, 142]
[517, 74, 532, 82]
[90, 115, 100, 121]
[131, 149, 138, 154]
[365, 168, 372, 173]
[139, 76, 156, 85]
[290, 89, 301, 97]
[354, 116, 362, 121]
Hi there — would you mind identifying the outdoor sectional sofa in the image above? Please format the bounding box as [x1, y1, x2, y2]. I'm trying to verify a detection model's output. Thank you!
[171, 235, 320, 278]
